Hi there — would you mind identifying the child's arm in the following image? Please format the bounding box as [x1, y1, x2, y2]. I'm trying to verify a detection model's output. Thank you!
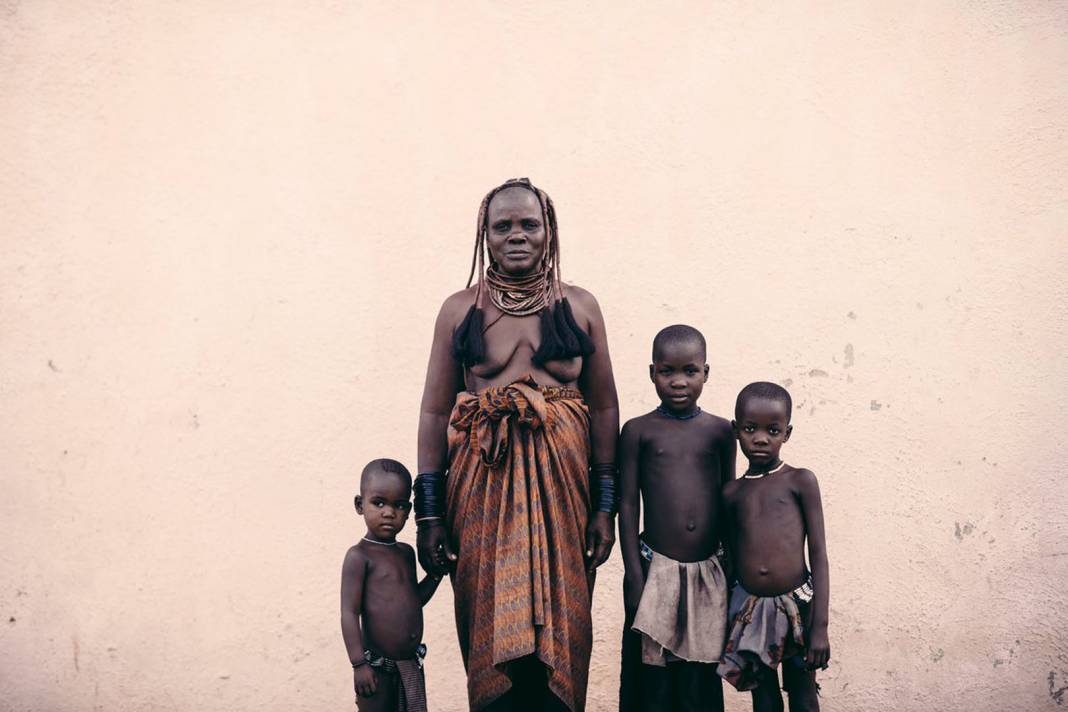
[405, 544, 443, 605]
[798, 469, 830, 669]
[718, 422, 737, 486]
[340, 547, 378, 699]
[617, 421, 643, 621]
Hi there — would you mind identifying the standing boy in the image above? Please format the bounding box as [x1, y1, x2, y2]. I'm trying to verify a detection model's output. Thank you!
[718, 382, 830, 712]
[341, 459, 442, 712]
[618, 325, 736, 711]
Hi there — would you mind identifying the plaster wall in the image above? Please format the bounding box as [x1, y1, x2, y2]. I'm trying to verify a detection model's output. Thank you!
[2, 2, 1067, 710]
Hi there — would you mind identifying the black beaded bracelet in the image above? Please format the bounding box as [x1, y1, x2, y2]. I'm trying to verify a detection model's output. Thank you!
[414, 471, 446, 526]
[352, 659, 368, 669]
[590, 463, 618, 514]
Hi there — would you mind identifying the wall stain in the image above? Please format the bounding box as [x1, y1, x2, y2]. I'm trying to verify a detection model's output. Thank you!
[954, 522, 975, 541]
[809, 369, 828, 377]
[929, 647, 944, 662]
[843, 344, 854, 368]
[73, 635, 80, 673]
[871, 400, 882, 411]
[1049, 671, 1067, 705]
[48, 359, 60, 372]
[847, 311, 857, 320]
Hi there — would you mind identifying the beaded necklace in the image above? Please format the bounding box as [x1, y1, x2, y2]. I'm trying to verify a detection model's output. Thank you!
[655, 405, 702, 420]
[362, 536, 397, 546]
[742, 461, 787, 480]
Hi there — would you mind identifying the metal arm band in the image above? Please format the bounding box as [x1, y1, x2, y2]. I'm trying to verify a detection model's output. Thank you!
[414, 471, 446, 527]
[590, 462, 618, 514]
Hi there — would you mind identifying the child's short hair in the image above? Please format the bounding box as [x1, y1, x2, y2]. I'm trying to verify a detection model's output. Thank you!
[735, 382, 793, 422]
[652, 324, 706, 360]
[360, 458, 413, 490]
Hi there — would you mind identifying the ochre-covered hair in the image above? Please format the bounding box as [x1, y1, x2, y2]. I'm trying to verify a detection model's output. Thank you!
[452, 178, 595, 368]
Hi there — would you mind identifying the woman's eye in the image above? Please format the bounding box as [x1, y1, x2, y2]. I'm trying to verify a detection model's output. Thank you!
[521, 220, 538, 230]
[493, 221, 510, 232]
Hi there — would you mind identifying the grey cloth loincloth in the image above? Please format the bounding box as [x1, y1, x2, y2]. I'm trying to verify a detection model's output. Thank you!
[716, 578, 813, 691]
[631, 539, 728, 667]
[363, 644, 428, 712]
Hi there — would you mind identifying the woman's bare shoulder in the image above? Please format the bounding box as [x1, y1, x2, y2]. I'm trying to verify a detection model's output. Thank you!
[561, 283, 602, 319]
[438, 286, 478, 325]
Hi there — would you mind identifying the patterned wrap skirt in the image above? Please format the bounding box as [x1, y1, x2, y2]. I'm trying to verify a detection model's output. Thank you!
[446, 375, 593, 711]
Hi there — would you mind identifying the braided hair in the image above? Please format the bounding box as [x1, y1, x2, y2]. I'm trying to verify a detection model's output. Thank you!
[452, 178, 595, 368]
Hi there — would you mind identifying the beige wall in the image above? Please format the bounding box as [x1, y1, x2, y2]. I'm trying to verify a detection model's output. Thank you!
[2, 2, 1067, 710]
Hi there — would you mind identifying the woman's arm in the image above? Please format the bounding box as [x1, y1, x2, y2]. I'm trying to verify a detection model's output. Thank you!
[572, 287, 620, 570]
[415, 293, 467, 576]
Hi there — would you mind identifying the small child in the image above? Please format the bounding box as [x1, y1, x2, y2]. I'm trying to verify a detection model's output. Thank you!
[618, 325, 736, 712]
[717, 383, 830, 712]
[341, 459, 442, 712]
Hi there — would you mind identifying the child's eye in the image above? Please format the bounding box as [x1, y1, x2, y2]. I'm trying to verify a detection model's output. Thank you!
[744, 425, 755, 433]
[769, 428, 780, 435]
[397, 502, 412, 510]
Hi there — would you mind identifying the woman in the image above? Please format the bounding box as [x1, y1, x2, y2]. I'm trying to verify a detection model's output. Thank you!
[415, 178, 619, 711]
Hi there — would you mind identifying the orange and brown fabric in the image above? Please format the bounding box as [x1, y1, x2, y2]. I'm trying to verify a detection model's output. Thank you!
[446, 375, 593, 711]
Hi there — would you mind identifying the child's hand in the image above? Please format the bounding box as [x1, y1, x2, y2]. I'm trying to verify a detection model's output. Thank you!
[806, 627, 830, 670]
[353, 664, 378, 699]
[623, 571, 644, 621]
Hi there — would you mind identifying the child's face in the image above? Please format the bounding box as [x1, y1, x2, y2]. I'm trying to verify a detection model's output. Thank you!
[355, 472, 412, 542]
[733, 397, 792, 468]
[649, 340, 709, 414]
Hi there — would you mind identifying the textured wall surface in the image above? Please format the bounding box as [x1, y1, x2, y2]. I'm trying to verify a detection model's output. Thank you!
[2, 2, 1067, 710]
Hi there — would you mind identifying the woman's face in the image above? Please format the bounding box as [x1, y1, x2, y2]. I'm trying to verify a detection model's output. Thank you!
[485, 187, 547, 276]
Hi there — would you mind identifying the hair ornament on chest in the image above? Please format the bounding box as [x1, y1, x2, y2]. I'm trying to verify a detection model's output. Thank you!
[742, 462, 787, 480]
[655, 405, 702, 420]
[451, 178, 596, 369]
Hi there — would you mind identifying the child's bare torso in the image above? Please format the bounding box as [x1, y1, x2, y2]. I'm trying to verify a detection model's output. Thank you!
[723, 465, 810, 596]
[635, 411, 733, 562]
[357, 541, 424, 659]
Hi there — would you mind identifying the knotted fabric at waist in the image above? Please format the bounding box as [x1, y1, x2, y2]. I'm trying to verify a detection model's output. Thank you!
[449, 375, 584, 466]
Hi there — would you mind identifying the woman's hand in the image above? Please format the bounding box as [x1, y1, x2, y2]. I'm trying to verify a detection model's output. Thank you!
[417, 522, 457, 576]
[585, 511, 615, 573]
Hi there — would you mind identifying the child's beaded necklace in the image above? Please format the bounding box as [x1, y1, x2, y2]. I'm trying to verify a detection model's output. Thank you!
[742, 461, 786, 480]
[362, 536, 397, 546]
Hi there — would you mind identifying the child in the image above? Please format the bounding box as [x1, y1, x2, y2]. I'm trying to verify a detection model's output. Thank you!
[618, 325, 736, 712]
[341, 459, 442, 712]
[717, 382, 830, 712]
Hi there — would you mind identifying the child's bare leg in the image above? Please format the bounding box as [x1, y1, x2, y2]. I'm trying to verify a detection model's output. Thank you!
[355, 670, 397, 712]
[782, 661, 820, 712]
[639, 662, 673, 711]
[750, 666, 784, 712]
[674, 661, 723, 712]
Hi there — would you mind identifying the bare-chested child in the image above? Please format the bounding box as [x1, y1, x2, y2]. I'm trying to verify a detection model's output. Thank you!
[717, 383, 830, 712]
[618, 325, 736, 712]
[341, 459, 442, 712]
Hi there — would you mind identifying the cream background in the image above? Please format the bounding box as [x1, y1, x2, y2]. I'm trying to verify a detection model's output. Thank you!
[2, 2, 1067, 710]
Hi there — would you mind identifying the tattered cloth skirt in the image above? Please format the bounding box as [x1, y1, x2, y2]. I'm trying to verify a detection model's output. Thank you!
[631, 539, 728, 666]
[716, 578, 814, 691]
[446, 375, 593, 711]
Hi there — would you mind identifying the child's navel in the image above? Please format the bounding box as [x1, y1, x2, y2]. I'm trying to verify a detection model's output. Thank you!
[758, 566, 769, 576]
[686, 520, 696, 532]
